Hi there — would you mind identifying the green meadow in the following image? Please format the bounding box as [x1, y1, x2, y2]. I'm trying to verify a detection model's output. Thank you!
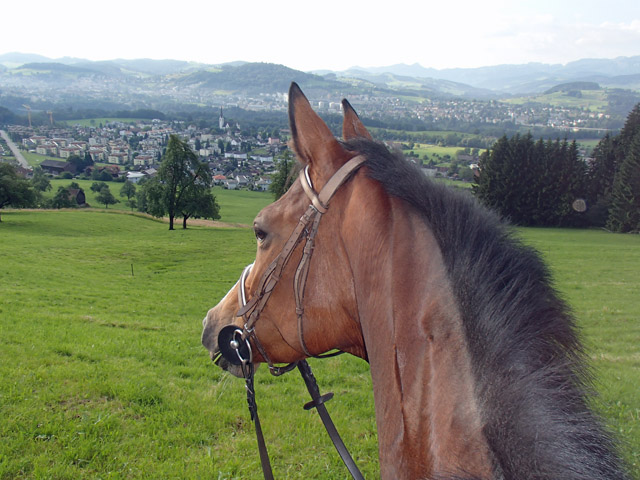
[44, 180, 273, 225]
[503, 89, 610, 112]
[0, 206, 638, 479]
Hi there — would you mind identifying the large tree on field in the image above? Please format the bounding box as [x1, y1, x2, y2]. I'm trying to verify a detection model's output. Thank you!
[0, 163, 37, 221]
[154, 134, 218, 230]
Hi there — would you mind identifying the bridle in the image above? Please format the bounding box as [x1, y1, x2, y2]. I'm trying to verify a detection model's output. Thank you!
[216, 155, 367, 480]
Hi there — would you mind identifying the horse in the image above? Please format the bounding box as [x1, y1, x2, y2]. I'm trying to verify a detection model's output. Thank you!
[202, 82, 629, 480]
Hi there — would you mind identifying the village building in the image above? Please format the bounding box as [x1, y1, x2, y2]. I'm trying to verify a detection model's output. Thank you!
[133, 155, 154, 166]
[107, 152, 129, 165]
[36, 143, 58, 156]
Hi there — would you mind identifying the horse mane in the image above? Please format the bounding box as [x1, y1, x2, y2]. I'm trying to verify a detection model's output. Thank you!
[342, 139, 629, 480]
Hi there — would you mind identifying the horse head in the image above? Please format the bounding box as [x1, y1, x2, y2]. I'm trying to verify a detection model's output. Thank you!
[201, 83, 372, 377]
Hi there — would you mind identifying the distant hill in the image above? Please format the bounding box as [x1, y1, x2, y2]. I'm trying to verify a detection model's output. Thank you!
[545, 82, 601, 94]
[0, 52, 52, 68]
[343, 56, 640, 94]
[337, 69, 497, 99]
[604, 73, 640, 90]
[175, 62, 346, 94]
[18, 62, 103, 76]
[110, 58, 206, 75]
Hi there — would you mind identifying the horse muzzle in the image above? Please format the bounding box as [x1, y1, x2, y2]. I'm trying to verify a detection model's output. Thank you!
[202, 293, 246, 378]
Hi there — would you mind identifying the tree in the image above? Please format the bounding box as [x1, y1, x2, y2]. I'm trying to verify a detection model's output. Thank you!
[618, 103, 640, 152]
[67, 154, 92, 174]
[586, 134, 619, 225]
[96, 185, 119, 209]
[150, 134, 217, 230]
[178, 183, 220, 229]
[269, 150, 296, 200]
[51, 186, 74, 209]
[0, 163, 37, 221]
[136, 177, 165, 217]
[92, 169, 113, 181]
[120, 180, 137, 211]
[90, 181, 109, 193]
[31, 166, 51, 193]
[607, 133, 640, 232]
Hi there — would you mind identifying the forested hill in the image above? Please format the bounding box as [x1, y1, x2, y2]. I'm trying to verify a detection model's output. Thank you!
[174, 63, 346, 94]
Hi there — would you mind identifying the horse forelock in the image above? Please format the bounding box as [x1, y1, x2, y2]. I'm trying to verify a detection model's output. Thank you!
[342, 138, 629, 480]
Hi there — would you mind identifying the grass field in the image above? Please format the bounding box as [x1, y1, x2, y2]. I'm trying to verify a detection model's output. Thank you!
[44, 180, 273, 225]
[0, 210, 638, 479]
[21, 151, 49, 167]
[503, 89, 609, 112]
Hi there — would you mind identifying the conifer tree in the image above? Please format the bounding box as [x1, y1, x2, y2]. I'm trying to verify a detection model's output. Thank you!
[586, 133, 619, 225]
[607, 133, 640, 232]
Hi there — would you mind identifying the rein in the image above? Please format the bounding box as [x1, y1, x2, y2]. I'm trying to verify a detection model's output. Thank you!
[217, 156, 366, 479]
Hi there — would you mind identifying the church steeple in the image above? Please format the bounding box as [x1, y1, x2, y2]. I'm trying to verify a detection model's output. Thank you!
[219, 107, 224, 130]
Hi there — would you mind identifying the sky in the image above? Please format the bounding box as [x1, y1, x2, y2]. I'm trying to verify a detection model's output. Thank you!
[1, 0, 639, 72]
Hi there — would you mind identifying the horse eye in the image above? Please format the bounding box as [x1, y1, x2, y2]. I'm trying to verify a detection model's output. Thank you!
[254, 228, 267, 242]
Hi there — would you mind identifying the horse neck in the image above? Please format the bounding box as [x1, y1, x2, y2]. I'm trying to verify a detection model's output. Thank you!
[342, 184, 493, 480]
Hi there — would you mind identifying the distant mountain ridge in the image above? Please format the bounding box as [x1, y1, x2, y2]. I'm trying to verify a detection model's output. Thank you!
[340, 56, 640, 93]
[2, 52, 640, 95]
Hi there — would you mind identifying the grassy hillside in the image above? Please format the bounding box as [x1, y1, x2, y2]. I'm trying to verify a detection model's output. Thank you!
[0, 211, 638, 478]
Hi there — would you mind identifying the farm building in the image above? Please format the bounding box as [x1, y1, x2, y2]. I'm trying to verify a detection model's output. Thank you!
[40, 159, 73, 175]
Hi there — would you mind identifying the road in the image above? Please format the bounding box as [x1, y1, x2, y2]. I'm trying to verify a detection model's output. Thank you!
[0, 129, 30, 169]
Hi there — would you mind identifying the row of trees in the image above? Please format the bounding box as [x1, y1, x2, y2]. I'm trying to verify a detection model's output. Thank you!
[473, 135, 585, 226]
[473, 103, 640, 231]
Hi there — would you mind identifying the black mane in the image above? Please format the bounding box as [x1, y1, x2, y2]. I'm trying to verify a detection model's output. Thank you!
[344, 139, 629, 480]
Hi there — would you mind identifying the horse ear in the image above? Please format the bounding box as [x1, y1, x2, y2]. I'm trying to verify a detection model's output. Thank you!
[342, 98, 372, 140]
[288, 82, 346, 184]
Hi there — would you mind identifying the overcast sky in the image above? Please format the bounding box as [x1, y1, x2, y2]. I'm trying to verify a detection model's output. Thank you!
[2, 0, 639, 71]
